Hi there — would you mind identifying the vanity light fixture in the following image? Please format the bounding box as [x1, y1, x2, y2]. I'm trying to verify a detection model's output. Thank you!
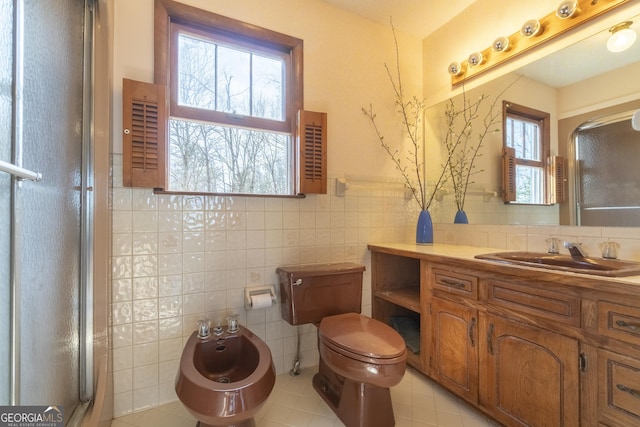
[607, 21, 637, 53]
[556, 0, 579, 19]
[447, 0, 629, 85]
[521, 19, 541, 37]
[468, 52, 484, 67]
[448, 61, 464, 76]
[492, 36, 510, 52]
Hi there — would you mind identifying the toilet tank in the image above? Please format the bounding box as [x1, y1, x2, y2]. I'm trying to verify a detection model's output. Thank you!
[277, 263, 365, 326]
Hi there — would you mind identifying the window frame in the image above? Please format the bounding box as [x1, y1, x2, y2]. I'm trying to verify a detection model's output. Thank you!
[154, 0, 304, 195]
[502, 100, 551, 205]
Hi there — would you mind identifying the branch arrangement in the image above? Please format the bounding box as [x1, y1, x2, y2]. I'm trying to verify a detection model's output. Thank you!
[444, 80, 518, 212]
[362, 21, 449, 212]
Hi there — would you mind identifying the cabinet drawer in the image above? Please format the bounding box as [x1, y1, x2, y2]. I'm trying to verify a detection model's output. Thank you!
[598, 301, 640, 346]
[598, 349, 640, 426]
[432, 268, 478, 299]
[485, 279, 580, 326]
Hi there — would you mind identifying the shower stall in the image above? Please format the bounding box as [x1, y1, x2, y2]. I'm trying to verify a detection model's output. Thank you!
[1, 0, 96, 422]
[574, 111, 640, 226]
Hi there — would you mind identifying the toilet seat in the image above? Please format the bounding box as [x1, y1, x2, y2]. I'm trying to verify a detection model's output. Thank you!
[319, 313, 407, 364]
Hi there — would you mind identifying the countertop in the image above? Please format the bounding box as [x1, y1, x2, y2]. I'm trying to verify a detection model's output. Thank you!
[367, 242, 640, 288]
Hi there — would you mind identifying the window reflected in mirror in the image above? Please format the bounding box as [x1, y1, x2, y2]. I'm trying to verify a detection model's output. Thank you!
[502, 101, 551, 205]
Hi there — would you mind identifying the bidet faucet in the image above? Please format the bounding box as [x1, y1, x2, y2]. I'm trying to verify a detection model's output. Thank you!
[197, 319, 211, 338]
[564, 241, 587, 259]
[226, 314, 239, 333]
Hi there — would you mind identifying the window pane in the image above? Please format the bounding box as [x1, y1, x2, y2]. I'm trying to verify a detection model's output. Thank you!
[217, 45, 251, 115]
[506, 117, 541, 161]
[515, 165, 544, 204]
[252, 54, 284, 121]
[177, 34, 216, 110]
[169, 119, 290, 194]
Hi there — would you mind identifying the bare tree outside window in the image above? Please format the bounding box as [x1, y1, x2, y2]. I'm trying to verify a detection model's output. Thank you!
[169, 32, 290, 194]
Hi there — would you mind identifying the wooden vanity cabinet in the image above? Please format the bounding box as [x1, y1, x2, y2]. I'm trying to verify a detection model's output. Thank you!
[368, 245, 640, 427]
[428, 267, 479, 403]
[594, 300, 640, 426]
[479, 312, 580, 427]
[429, 265, 580, 426]
[429, 295, 478, 403]
[370, 251, 423, 369]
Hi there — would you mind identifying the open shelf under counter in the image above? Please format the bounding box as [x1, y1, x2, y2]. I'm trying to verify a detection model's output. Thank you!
[374, 287, 421, 313]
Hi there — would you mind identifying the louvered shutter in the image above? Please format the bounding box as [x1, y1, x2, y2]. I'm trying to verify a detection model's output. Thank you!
[548, 155, 567, 204]
[297, 110, 327, 194]
[122, 78, 167, 189]
[502, 146, 516, 202]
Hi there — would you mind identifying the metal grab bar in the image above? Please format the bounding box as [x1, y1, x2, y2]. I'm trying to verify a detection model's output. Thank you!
[0, 159, 42, 182]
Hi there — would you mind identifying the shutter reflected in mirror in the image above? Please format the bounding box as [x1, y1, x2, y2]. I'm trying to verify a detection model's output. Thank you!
[122, 78, 167, 189]
[502, 146, 516, 202]
[548, 155, 567, 204]
[297, 110, 327, 194]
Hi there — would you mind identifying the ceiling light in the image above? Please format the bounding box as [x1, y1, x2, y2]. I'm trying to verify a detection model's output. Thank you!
[607, 21, 637, 53]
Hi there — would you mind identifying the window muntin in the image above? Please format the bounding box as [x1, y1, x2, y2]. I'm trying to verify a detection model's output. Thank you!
[154, 1, 303, 196]
[503, 101, 550, 205]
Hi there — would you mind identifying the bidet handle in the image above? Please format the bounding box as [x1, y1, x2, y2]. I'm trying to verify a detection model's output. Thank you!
[197, 319, 211, 338]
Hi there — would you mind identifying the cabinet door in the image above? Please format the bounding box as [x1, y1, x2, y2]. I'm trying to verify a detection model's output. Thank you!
[598, 348, 640, 426]
[430, 296, 478, 403]
[479, 313, 579, 427]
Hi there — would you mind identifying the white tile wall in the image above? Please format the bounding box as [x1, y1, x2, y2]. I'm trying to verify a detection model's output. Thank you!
[110, 155, 417, 417]
[111, 154, 640, 417]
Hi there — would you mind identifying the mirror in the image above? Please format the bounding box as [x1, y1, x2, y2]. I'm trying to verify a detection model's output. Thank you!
[426, 14, 640, 226]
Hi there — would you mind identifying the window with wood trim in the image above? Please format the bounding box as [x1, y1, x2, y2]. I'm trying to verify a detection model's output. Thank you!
[502, 101, 551, 204]
[133, 0, 324, 195]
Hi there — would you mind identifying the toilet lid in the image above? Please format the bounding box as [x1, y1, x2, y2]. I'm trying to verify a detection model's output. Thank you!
[319, 313, 406, 359]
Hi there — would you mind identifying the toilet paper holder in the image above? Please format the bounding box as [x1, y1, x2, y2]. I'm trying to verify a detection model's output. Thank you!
[244, 285, 277, 310]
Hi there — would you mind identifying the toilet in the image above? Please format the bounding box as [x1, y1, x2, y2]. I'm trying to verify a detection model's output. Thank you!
[277, 263, 407, 427]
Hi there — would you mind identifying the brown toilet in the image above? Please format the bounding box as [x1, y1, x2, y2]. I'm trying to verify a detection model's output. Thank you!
[277, 263, 407, 427]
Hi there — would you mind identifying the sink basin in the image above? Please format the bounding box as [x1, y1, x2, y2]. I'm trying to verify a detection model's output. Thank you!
[474, 252, 640, 277]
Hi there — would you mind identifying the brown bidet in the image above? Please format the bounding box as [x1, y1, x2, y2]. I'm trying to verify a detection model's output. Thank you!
[175, 326, 276, 427]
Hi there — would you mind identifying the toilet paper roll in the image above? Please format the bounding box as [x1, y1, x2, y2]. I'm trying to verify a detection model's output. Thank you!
[250, 293, 273, 309]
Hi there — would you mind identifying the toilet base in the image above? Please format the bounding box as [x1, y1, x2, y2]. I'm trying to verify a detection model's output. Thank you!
[195, 419, 255, 427]
[312, 359, 396, 427]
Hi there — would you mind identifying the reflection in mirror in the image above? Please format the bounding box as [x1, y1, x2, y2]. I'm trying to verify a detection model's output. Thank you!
[573, 111, 639, 226]
[427, 14, 640, 227]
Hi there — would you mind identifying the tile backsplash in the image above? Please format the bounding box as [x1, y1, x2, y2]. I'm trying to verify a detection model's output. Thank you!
[110, 154, 640, 417]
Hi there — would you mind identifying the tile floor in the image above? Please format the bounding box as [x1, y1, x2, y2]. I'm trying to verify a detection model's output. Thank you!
[112, 366, 497, 427]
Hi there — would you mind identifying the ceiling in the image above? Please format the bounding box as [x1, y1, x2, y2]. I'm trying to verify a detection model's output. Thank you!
[320, 0, 478, 39]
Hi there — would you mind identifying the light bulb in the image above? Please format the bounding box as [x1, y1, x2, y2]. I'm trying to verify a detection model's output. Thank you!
[607, 22, 637, 53]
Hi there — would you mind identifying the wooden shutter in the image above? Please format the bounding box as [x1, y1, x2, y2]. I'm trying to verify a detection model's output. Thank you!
[122, 78, 167, 189]
[548, 155, 567, 204]
[297, 110, 327, 194]
[502, 146, 516, 202]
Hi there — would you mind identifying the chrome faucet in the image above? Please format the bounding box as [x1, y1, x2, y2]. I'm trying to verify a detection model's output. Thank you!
[564, 241, 587, 259]
[197, 319, 211, 339]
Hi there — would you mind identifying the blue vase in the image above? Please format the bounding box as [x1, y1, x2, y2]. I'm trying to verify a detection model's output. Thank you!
[416, 210, 433, 245]
[454, 210, 469, 224]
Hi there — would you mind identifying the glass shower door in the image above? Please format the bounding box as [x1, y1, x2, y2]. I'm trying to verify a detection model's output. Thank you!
[0, 0, 13, 406]
[1, 0, 89, 418]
